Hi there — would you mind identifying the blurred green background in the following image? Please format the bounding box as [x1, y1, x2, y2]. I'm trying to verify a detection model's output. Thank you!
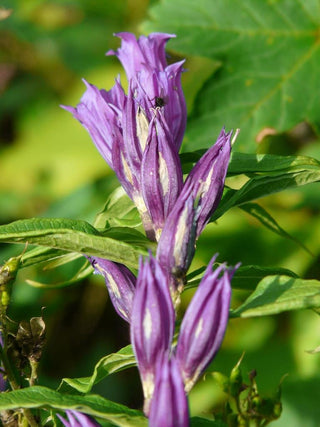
[1, 1, 320, 426]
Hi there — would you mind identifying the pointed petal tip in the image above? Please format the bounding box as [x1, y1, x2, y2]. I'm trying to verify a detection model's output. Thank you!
[106, 49, 116, 56]
[60, 104, 75, 114]
[81, 78, 92, 89]
[231, 128, 241, 146]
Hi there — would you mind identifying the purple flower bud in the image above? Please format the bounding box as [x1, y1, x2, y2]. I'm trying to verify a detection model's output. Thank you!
[176, 255, 238, 392]
[107, 32, 175, 78]
[108, 32, 186, 150]
[111, 85, 146, 199]
[57, 410, 101, 427]
[90, 257, 136, 323]
[156, 188, 198, 295]
[130, 255, 175, 414]
[141, 113, 183, 241]
[182, 128, 233, 237]
[149, 353, 189, 427]
[62, 78, 125, 168]
[132, 63, 187, 150]
[63, 32, 187, 239]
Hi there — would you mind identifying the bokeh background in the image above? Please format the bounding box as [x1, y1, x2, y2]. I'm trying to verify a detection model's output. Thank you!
[1, 1, 320, 426]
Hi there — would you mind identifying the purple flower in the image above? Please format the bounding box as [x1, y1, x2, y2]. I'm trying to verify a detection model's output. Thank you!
[63, 32, 186, 241]
[176, 255, 238, 392]
[130, 255, 175, 414]
[107, 32, 172, 77]
[90, 257, 136, 323]
[182, 128, 233, 237]
[62, 78, 125, 168]
[107, 32, 186, 148]
[57, 410, 101, 427]
[156, 187, 198, 297]
[149, 353, 189, 427]
[141, 113, 183, 241]
[111, 86, 183, 240]
[156, 128, 233, 288]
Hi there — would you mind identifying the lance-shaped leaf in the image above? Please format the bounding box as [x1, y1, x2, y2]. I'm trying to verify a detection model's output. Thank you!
[130, 255, 175, 414]
[90, 258, 136, 323]
[141, 114, 183, 241]
[62, 78, 125, 168]
[182, 128, 233, 237]
[58, 410, 101, 427]
[156, 187, 197, 294]
[149, 353, 189, 427]
[176, 256, 238, 392]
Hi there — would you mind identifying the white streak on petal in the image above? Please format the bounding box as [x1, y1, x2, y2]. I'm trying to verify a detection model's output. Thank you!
[173, 205, 188, 265]
[105, 272, 121, 298]
[133, 193, 148, 214]
[136, 107, 149, 152]
[195, 317, 203, 339]
[121, 153, 134, 185]
[143, 308, 152, 340]
[158, 151, 169, 196]
[199, 166, 214, 197]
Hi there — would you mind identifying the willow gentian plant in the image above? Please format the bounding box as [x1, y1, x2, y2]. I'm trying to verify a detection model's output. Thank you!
[62, 32, 239, 426]
[2, 6, 318, 425]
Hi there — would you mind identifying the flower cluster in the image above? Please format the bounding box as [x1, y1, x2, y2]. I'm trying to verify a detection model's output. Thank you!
[64, 32, 239, 427]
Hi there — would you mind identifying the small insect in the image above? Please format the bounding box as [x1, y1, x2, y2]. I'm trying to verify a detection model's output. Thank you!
[154, 96, 167, 108]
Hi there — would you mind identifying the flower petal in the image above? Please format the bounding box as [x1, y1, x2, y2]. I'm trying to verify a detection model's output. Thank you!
[130, 255, 175, 411]
[176, 256, 239, 392]
[149, 353, 189, 427]
[90, 257, 136, 323]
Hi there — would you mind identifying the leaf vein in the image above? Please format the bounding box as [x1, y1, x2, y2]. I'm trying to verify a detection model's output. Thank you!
[242, 39, 320, 124]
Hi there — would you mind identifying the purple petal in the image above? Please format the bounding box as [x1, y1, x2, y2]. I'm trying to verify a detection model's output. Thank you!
[57, 410, 101, 427]
[132, 62, 186, 150]
[107, 32, 175, 79]
[176, 256, 238, 392]
[90, 257, 136, 323]
[141, 114, 183, 240]
[156, 187, 198, 294]
[149, 353, 189, 427]
[130, 255, 175, 411]
[158, 61, 187, 150]
[182, 128, 232, 236]
[61, 79, 125, 168]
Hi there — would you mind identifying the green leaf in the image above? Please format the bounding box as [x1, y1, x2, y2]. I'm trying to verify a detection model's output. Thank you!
[212, 168, 320, 221]
[231, 275, 320, 318]
[239, 202, 313, 255]
[0, 386, 147, 427]
[0, 218, 147, 269]
[181, 151, 320, 177]
[191, 417, 227, 426]
[58, 345, 136, 394]
[227, 153, 320, 175]
[26, 260, 93, 289]
[21, 247, 69, 268]
[94, 187, 141, 230]
[143, 0, 320, 150]
[39, 252, 84, 270]
[232, 265, 298, 291]
[186, 265, 298, 291]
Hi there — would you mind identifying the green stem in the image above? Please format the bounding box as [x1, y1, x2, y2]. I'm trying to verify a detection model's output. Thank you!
[29, 359, 38, 387]
[0, 343, 20, 390]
